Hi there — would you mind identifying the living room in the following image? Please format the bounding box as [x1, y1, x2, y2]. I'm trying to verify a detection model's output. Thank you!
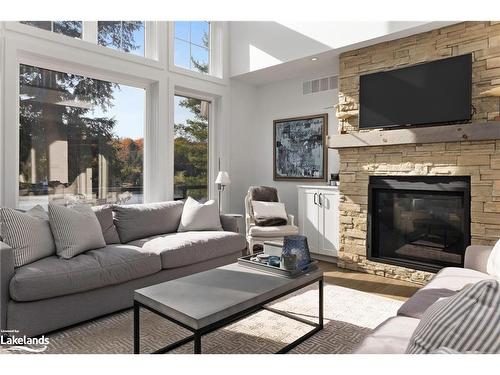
[1, 0, 499, 373]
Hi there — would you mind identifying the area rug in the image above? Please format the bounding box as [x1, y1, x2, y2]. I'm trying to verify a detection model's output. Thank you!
[2, 284, 402, 354]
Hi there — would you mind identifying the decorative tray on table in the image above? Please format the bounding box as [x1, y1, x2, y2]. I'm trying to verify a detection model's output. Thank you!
[237, 254, 318, 278]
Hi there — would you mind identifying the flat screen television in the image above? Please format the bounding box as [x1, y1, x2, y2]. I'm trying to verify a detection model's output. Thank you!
[359, 54, 472, 129]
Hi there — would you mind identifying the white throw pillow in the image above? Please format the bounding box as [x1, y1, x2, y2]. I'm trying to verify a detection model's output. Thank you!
[486, 239, 500, 279]
[178, 197, 222, 232]
[251, 201, 287, 220]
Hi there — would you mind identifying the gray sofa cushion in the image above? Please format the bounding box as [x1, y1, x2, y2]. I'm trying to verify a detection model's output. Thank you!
[49, 204, 106, 259]
[113, 201, 184, 243]
[398, 267, 494, 319]
[9, 244, 161, 302]
[1, 206, 55, 267]
[354, 316, 421, 354]
[128, 231, 246, 269]
[92, 205, 120, 244]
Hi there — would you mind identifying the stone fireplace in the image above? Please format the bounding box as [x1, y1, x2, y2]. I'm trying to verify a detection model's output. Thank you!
[329, 22, 500, 284]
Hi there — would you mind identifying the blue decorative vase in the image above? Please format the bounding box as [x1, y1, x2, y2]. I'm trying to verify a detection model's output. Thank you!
[282, 235, 311, 270]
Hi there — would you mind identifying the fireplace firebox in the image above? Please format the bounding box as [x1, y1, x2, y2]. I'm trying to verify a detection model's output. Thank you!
[368, 176, 471, 272]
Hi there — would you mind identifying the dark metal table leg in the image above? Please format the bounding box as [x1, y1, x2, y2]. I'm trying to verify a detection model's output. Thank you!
[194, 332, 202, 354]
[319, 278, 324, 329]
[134, 301, 140, 354]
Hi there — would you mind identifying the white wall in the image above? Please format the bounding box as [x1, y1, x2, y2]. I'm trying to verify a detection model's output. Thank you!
[229, 75, 339, 223]
[229, 21, 432, 77]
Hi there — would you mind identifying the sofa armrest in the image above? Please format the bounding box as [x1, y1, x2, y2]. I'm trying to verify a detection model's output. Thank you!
[464, 245, 493, 274]
[287, 214, 295, 226]
[220, 214, 240, 233]
[0, 241, 15, 331]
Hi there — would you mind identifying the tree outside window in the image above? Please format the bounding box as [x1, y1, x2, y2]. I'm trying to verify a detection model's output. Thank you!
[174, 21, 210, 74]
[174, 95, 209, 201]
[20, 21, 82, 38]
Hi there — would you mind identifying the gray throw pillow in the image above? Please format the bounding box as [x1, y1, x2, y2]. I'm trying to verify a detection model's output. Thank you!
[0, 205, 55, 267]
[406, 279, 500, 354]
[92, 205, 120, 244]
[49, 203, 106, 259]
[112, 201, 184, 243]
[178, 197, 222, 232]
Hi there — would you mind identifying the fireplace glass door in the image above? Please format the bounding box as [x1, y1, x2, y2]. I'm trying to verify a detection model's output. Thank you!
[368, 176, 470, 272]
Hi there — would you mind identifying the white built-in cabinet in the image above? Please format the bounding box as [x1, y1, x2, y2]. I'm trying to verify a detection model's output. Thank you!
[297, 186, 340, 259]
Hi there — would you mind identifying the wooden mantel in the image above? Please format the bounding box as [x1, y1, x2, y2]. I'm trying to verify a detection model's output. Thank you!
[328, 122, 500, 149]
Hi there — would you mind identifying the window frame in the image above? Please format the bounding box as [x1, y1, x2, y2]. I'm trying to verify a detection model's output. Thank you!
[172, 90, 213, 202]
[0, 21, 230, 210]
[168, 22, 225, 84]
[8, 21, 163, 69]
[1, 31, 167, 208]
[17, 63, 148, 208]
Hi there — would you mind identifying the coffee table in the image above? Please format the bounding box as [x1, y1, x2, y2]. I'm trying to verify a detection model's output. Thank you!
[133, 263, 323, 354]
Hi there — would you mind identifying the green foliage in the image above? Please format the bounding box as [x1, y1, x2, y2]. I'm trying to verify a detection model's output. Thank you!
[191, 29, 209, 74]
[174, 96, 209, 200]
[97, 21, 143, 53]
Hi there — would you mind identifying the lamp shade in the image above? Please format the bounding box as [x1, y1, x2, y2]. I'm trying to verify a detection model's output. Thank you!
[215, 171, 231, 185]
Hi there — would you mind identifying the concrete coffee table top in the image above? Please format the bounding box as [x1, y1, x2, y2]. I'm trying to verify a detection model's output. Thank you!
[134, 263, 323, 330]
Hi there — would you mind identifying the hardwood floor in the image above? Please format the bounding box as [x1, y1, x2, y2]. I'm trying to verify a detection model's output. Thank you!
[318, 261, 421, 301]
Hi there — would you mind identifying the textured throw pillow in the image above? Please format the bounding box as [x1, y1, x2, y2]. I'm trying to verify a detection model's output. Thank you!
[112, 201, 184, 243]
[92, 205, 120, 244]
[406, 279, 500, 354]
[178, 197, 222, 232]
[0, 205, 55, 267]
[487, 239, 500, 279]
[251, 201, 288, 226]
[49, 203, 106, 259]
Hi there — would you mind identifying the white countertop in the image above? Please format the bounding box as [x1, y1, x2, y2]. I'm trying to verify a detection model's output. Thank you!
[297, 185, 339, 189]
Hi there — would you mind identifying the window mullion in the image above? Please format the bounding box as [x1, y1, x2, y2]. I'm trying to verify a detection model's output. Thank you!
[82, 21, 97, 44]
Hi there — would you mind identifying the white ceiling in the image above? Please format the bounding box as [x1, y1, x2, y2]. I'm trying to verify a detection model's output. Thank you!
[231, 21, 459, 86]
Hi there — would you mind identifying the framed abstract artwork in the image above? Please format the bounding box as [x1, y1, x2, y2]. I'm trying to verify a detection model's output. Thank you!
[273, 114, 328, 181]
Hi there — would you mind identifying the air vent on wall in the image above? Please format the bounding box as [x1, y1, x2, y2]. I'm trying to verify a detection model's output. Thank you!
[303, 75, 338, 95]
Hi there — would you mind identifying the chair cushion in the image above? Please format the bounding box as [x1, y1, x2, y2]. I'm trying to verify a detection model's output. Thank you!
[92, 205, 120, 244]
[112, 201, 184, 243]
[249, 224, 299, 238]
[49, 203, 106, 259]
[397, 267, 494, 319]
[1, 206, 55, 267]
[406, 279, 500, 354]
[9, 244, 161, 302]
[128, 231, 246, 269]
[354, 316, 421, 354]
[251, 201, 288, 227]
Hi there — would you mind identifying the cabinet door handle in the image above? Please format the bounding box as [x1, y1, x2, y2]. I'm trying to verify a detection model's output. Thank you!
[318, 193, 322, 207]
[313, 193, 318, 205]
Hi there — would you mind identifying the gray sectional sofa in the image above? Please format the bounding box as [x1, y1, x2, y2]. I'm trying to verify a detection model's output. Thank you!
[0, 201, 247, 337]
[355, 244, 497, 353]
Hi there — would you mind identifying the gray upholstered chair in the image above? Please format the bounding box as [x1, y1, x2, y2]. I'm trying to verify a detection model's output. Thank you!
[244, 186, 298, 254]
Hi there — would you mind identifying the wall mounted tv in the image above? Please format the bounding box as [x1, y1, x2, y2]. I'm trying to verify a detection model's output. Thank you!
[359, 54, 472, 129]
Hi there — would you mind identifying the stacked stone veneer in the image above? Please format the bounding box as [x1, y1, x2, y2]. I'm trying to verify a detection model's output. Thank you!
[336, 22, 500, 284]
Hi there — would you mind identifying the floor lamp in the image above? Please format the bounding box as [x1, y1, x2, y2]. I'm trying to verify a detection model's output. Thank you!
[215, 171, 231, 213]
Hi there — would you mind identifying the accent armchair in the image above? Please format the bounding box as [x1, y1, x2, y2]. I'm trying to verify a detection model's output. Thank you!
[244, 186, 299, 254]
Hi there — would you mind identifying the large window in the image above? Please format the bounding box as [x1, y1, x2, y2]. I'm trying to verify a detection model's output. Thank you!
[19, 64, 145, 209]
[174, 95, 209, 201]
[98, 21, 145, 56]
[20, 21, 82, 38]
[174, 21, 210, 74]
